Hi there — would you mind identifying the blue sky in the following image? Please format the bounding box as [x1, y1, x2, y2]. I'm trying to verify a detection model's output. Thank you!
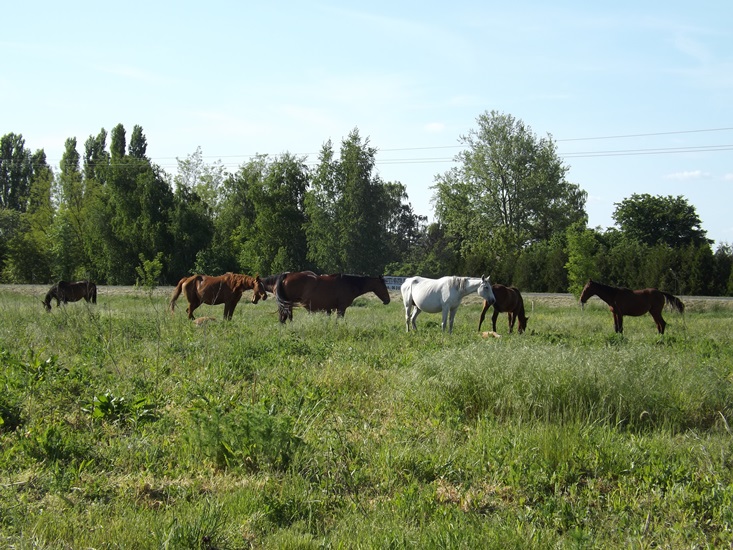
[3, 1, 732, 245]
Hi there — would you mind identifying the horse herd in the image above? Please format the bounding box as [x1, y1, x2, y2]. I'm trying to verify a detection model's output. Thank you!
[39, 273, 686, 336]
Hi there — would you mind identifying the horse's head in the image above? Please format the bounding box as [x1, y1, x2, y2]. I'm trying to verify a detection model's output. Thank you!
[479, 275, 496, 306]
[517, 314, 529, 334]
[251, 275, 268, 304]
[579, 279, 595, 309]
[41, 297, 52, 312]
[374, 276, 391, 305]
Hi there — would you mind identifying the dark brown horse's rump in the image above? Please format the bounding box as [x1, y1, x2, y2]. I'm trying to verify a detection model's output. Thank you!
[274, 271, 390, 322]
[42, 280, 97, 311]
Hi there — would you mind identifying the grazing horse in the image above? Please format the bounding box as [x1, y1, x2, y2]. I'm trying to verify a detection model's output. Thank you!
[401, 275, 495, 334]
[274, 271, 390, 322]
[579, 279, 685, 334]
[42, 280, 97, 311]
[169, 272, 267, 320]
[478, 284, 528, 334]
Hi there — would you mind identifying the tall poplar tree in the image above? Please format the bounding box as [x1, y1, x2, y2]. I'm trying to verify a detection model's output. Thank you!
[306, 128, 405, 275]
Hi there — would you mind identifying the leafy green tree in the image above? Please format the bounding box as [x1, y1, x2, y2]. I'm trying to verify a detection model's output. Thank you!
[433, 111, 587, 257]
[565, 223, 602, 296]
[175, 147, 227, 213]
[110, 123, 126, 161]
[197, 157, 261, 274]
[1, 151, 54, 282]
[514, 234, 568, 292]
[713, 243, 732, 296]
[381, 183, 428, 271]
[0, 133, 33, 212]
[168, 185, 214, 278]
[83, 129, 110, 184]
[238, 153, 309, 275]
[306, 129, 409, 275]
[51, 138, 88, 280]
[304, 140, 341, 273]
[612, 193, 710, 248]
[129, 124, 148, 160]
[103, 125, 174, 283]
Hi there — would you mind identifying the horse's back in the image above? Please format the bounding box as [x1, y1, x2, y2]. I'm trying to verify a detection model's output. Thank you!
[403, 276, 453, 313]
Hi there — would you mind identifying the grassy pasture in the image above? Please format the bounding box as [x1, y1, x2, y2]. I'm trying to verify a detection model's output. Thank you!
[0, 285, 732, 548]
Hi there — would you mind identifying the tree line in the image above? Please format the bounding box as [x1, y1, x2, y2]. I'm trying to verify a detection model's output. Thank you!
[1, 111, 731, 295]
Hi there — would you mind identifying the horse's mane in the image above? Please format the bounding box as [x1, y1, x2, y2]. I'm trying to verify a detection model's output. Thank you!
[452, 276, 470, 292]
[588, 279, 622, 292]
[261, 272, 287, 288]
[227, 272, 257, 285]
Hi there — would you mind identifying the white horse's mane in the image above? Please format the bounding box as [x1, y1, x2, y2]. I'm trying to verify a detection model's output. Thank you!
[453, 276, 477, 292]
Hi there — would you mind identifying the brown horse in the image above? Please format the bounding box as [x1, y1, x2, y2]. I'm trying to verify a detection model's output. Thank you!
[274, 271, 390, 322]
[478, 284, 528, 334]
[169, 272, 267, 320]
[42, 280, 97, 311]
[579, 279, 684, 334]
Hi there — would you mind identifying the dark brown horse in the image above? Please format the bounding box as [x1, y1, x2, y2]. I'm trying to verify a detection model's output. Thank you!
[42, 280, 97, 311]
[579, 279, 684, 334]
[478, 284, 528, 334]
[274, 271, 390, 322]
[169, 272, 267, 320]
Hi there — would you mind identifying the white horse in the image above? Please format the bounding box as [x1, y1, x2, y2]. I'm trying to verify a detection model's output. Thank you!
[401, 275, 496, 333]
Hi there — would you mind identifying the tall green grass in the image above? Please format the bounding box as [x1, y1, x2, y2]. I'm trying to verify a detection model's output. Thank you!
[0, 287, 731, 548]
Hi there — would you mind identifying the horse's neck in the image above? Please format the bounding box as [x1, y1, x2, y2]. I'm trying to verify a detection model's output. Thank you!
[457, 278, 481, 297]
[235, 274, 253, 288]
[591, 284, 618, 306]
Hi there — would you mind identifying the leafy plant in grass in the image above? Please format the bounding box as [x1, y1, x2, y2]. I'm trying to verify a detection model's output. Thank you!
[154, 499, 230, 550]
[187, 395, 303, 473]
[84, 391, 158, 425]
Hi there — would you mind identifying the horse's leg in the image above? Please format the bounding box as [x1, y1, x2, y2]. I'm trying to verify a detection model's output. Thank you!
[227, 297, 242, 320]
[404, 303, 412, 332]
[613, 312, 623, 333]
[478, 301, 490, 331]
[508, 312, 516, 333]
[187, 299, 198, 320]
[410, 307, 421, 331]
[449, 307, 460, 334]
[491, 309, 500, 332]
[651, 311, 666, 334]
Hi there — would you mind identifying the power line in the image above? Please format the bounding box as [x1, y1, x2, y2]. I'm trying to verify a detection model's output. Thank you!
[3, 126, 732, 166]
[555, 126, 733, 142]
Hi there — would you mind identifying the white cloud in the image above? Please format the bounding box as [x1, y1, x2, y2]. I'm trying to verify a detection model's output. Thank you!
[664, 170, 711, 181]
[424, 122, 445, 133]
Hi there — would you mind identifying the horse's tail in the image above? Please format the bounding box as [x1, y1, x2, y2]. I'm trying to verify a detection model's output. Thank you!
[90, 282, 97, 304]
[275, 273, 293, 323]
[170, 277, 187, 312]
[662, 291, 685, 314]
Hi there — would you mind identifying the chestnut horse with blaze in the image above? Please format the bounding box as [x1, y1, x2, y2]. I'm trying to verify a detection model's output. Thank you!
[275, 271, 391, 322]
[478, 284, 528, 334]
[579, 279, 684, 334]
[169, 272, 267, 320]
